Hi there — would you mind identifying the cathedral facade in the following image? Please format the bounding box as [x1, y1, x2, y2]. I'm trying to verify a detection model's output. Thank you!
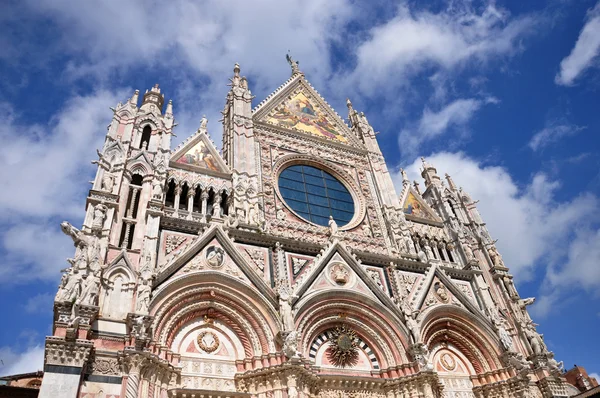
[39, 60, 569, 398]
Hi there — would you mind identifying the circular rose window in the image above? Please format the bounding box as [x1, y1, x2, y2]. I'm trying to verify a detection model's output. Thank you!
[278, 164, 355, 227]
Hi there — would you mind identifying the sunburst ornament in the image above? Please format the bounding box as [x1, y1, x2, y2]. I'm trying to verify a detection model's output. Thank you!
[326, 325, 360, 368]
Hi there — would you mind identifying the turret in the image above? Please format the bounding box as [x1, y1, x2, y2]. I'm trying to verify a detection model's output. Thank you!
[140, 84, 165, 114]
[420, 157, 442, 188]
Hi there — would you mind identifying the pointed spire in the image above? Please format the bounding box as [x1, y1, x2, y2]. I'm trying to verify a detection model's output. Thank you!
[346, 98, 353, 110]
[445, 173, 457, 191]
[130, 89, 139, 106]
[400, 168, 409, 185]
[420, 156, 441, 187]
[165, 99, 173, 115]
[285, 53, 302, 76]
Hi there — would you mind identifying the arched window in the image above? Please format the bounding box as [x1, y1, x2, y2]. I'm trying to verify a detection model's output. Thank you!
[140, 125, 151, 149]
[165, 180, 176, 207]
[220, 191, 229, 216]
[119, 174, 144, 249]
[179, 183, 189, 210]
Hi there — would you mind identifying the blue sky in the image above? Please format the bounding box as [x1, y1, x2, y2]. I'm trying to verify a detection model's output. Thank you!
[1, 0, 599, 378]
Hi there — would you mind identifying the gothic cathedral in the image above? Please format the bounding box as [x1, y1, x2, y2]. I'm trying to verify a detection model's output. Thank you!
[39, 59, 569, 398]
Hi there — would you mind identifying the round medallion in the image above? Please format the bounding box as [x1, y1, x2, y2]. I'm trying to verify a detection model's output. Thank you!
[441, 353, 456, 371]
[205, 246, 225, 269]
[330, 263, 350, 285]
[197, 331, 219, 353]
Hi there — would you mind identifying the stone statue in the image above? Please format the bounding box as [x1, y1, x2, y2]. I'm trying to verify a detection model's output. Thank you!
[200, 115, 208, 130]
[548, 356, 564, 373]
[400, 168, 409, 182]
[136, 281, 151, 313]
[406, 312, 421, 344]
[506, 352, 531, 371]
[488, 246, 504, 267]
[285, 53, 300, 75]
[101, 173, 115, 192]
[328, 216, 338, 237]
[278, 285, 296, 332]
[92, 204, 107, 232]
[283, 331, 300, 359]
[55, 267, 82, 302]
[417, 249, 427, 263]
[132, 315, 148, 340]
[498, 324, 513, 351]
[524, 323, 545, 355]
[152, 181, 163, 200]
[78, 270, 101, 306]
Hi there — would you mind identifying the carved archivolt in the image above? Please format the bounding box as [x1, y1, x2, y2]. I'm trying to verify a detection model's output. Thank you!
[151, 280, 279, 355]
[296, 296, 410, 366]
[421, 310, 503, 373]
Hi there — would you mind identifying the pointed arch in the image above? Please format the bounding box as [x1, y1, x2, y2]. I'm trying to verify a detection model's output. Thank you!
[420, 305, 503, 374]
[295, 290, 411, 375]
[100, 252, 137, 319]
[150, 272, 280, 364]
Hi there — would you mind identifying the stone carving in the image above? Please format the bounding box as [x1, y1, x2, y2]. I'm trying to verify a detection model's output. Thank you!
[282, 331, 300, 359]
[165, 235, 186, 254]
[91, 204, 107, 232]
[79, 269, 101, 306]
[152, 180, 163, 200]
[441, 353, 456, 371]
[405, 312, 421, 344]
[291, 257, 309, 275]
[89, 357, 120, 375]
[206, 246, 225, 268]
[328, 216, 339, 237]
[132, 315, 149, 340]
[197, 330, 219, 353]
[488, 245, 504, 267]
[396, 273, 417, 300]
[367, 269, 384, 290]
[504, 351, 531, 371]
[410, 343, 433, 371]
[101, 173, 115, 192]
[433, 281, 450, 303]
[245, 248, 265, 271]
[330, 263, 350, 285]
[498, 323, 513, 351]
[56, 267, 82, 302]
[136, 280, 151, 313]
[276, 206, 286, 221]
[278, 285, 296, 332]
[524, 323, 546, 355]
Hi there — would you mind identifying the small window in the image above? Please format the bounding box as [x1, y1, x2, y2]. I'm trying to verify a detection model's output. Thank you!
[140, 126, 151, 149]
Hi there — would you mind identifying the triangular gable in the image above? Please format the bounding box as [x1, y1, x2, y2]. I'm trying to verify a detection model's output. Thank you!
[253, 76, 362, 147]
[412, 267, 486, 322]
[105, 250, 136, 279]
[293, 240, 399, 316]
[170, 130, 229, 174]
[154, 225, 276, 307]
[400, 187, 443, 224]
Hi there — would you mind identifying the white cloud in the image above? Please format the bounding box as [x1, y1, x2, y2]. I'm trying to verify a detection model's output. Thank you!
[590, 373, 600, 383]
[0, 345, 44, 377]
[393, 152, 599, 283]
[0, 89, 127, 283]
[555, 2, 600, 86]
[21, 0, 352, 92]
[24, 293, 54, 314]
[529, 122, 586, 151]
[349, 3, 537, 94]
[399, 98, 483, 156]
